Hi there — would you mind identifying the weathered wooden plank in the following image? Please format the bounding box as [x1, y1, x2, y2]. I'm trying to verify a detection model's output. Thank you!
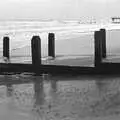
[100, 29, 106, 58]
[94, 31, 102, 67]
[31, 36, 41, 66]
[3, 36, 9, 59]
[48, 33, 55, 58]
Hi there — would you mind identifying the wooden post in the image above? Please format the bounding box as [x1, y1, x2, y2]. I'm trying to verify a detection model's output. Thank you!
[94, 31, 102, 67]
[31, 36, 41, 66]
[48, 33, 55, 58]
[100, 29, 106, 58]
[3, 36, 9, 59]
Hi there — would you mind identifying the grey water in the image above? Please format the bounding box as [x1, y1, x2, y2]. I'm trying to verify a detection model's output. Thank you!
[0, 74, 120, 120]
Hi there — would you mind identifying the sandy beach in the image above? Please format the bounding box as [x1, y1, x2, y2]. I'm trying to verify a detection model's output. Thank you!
[0, 0, 120, 118]
[0, 22, 120, 120]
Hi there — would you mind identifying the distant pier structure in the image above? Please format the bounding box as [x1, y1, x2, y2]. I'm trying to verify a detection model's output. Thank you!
[111, 17, 120, 23]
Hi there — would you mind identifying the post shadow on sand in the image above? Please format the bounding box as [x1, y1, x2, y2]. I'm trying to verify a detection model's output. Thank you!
[33, 74, 57, 103]
[50, 79, 57, 92]
[95, 76, 110, 97]
[33, 77, 44, 106]
[4, 74, 13, 97]
[32, 75, 45, 120]
[32, 74, 57, 119]
[48, 79, 57, 114]
[48, 78, 57, 108]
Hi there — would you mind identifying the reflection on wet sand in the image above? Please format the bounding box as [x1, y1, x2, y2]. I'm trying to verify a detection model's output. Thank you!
[91, 76, 120, 116]
[48, 79, 57, 112]
[95, 76, 109, 97]
[0, 74, 120, 120]
[32, 76, 45, 119]
[32, 75, 57, 120]
[34, 77, 44, 106]
[5, 76, 13, 97]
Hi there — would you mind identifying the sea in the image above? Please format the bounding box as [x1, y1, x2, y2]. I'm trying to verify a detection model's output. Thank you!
[0, 20, 120, 120]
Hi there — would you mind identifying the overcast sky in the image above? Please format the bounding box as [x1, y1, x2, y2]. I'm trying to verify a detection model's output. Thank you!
[0, 0, 119, 20]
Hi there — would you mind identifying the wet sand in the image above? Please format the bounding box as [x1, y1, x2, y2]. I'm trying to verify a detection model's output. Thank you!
[0, 75, 120, 120]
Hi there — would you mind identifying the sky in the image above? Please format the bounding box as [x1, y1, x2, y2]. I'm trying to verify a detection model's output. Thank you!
[0, 0, 119, 20]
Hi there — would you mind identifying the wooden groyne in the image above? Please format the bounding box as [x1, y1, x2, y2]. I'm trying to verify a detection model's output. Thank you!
[1, 28, 120, 75]
[3, 36, 9, 59]
[48, 33, 55, 58]
[31, 36, 41, 66]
